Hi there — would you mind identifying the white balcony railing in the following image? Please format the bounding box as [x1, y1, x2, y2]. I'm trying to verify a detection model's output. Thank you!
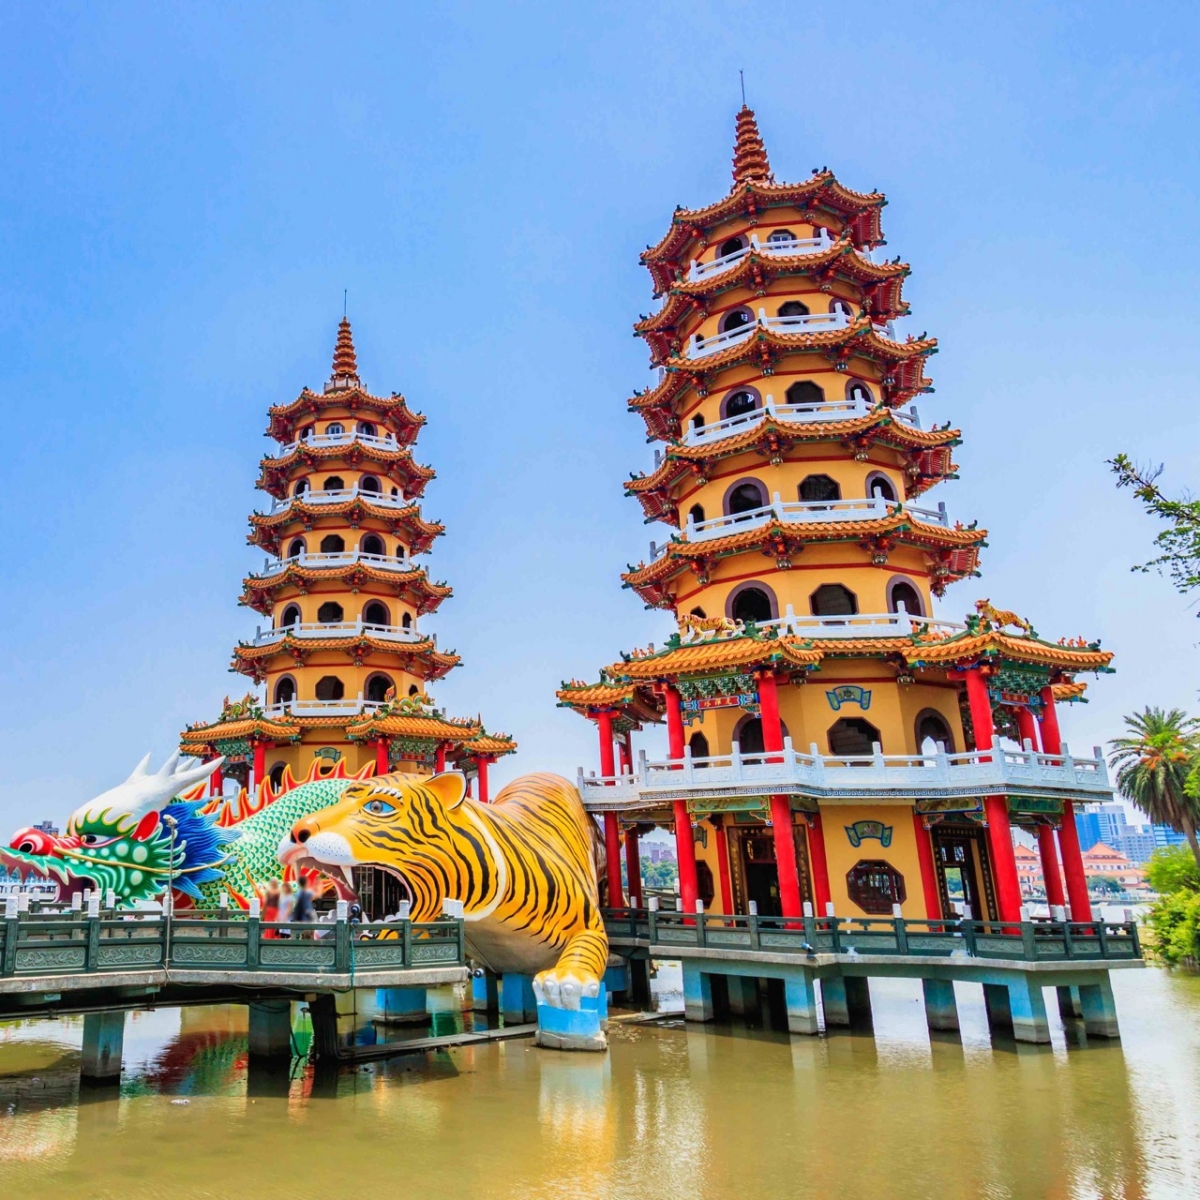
[578, 741, 1114, 808]
[680, 394, 920, 447]
[274, 430, 400, 457]
[250, 619, 424, 646]
[684, 493, 948, 542]
[754, 608, 966, 638]
[685, 308, 898, 361]
[266, 486, 411, 515]
[686, 230, 836, 282]
[261, 698, 388, 720]
[251, 550, 416, 577]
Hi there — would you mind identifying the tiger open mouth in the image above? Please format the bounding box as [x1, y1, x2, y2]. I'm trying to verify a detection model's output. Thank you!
[288, 854, 414, 912]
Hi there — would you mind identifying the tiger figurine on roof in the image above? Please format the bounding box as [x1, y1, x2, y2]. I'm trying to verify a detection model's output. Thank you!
[281, 770, 609, 1036]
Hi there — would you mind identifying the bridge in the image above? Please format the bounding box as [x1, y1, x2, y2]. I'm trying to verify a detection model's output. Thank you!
[601, 908, 1142, 1045]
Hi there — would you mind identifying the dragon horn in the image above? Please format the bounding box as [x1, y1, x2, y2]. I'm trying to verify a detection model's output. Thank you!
[124, 752, 153, 783]
[71, 753, 226, 831]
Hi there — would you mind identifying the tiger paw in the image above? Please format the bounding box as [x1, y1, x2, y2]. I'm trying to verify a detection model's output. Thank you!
[532, 966, 601, 1011]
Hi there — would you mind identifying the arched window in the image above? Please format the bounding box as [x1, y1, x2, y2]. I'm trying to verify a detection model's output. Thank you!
[848, 381, 874, 404]
[727, 481, 766, 516]
[735, 717, 764, 756]
[691, 412, 705, 432]
[319, 534, 345, 553]
[390, 486, 400, 498]
[363, 600, 389, 626]
[767, 229, 796, 244]
[689, 731, 710, 761]
[286, 538, 305, 559]
[811, 584, 858, 616]
[719, 235, 746, 258]
[358, 421, 377, 437]
[723, 389, 759, 419]
[786, 381, 825, 406]
[832, 299, 854, 319]
[361, 534, 385, 556]
[408, 684, 420, 697]
[888, 580, 923, 616]
[401, 613, 413, 629]
[323, 475, 345, 491]
[799, 474, 841, 503]
[317, 601, 344, 623]
[688, 503, 706, 526]
[365, 673, 394, 703]
[325, 422, 345, 436]
[828, 717, 881, 757]
[293, 479, 309, 497]
[279, 605, 301, 627]
[731, 586, 773, 624]
[273, 677, 296, 704]
[315, 676, 345, 701]
[915, 709, 955, 753]
[268, 762, 286, 790]
[719, 307, 754, 334]
[396, 542, 408, 558]
[867, 473, 897, 501]
[778, 300, 811, 318]
[299, 425, 314, 441]
[846, 860, 906, 915]
[359, 475, 381, 493]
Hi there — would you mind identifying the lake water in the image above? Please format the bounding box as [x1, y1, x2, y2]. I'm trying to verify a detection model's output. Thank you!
[1, 966, 1197, 1199]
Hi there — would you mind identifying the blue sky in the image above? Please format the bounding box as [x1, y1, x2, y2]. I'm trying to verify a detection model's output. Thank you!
[2, 1, 1199, 830]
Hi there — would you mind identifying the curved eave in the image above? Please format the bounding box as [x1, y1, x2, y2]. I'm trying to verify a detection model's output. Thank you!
[904, 629, 1113, 674]
[247, 502, 445, 555]
[231, 637, 461, 681]
[180, 716, 302, 744]
[459, 733, 519, 757]
[256, 444, 435, 498]
[266, 387, 426, 445]
[345, 712, 481, 742]
[555, 680, 665, 725]
[239, 566, 452, 615]
[612, 634, 823, 682]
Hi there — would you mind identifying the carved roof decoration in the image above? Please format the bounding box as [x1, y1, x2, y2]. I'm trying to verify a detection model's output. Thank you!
[257, 442, 435, 500]
[247, 500, 444, 557]
[231, 634, 460, 683]
[238, 563, 452, 617]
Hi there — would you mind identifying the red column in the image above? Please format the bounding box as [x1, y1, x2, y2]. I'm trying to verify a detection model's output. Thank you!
[1037, 823, 1066, 908]
[208, 760, 222, 796]
[618, 733, 632, 776]
[1014, 705, 1040, 750]
[713, 820, 734, 915]
[758, 670, 803, 918]
[673, 801, 699, 913]
[1039, 686, 1092, 920]
[476, 756, 490, 804]
[596, 710, 616, 779]
[252, 742, 266, 793]
[603, 812, 625, 907]
[964, 668, 1022, 923]
[912, 810, 942, 920]
[758, 670, 784, 762]
[435, 743, 447, 772]
[375, 738, 389, 775]
[664, 686, 685, 761]
[805, 813, 832, 913]
[624, 826, 643, 908]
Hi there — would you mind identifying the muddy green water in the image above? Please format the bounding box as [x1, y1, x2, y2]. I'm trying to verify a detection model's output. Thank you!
[1, 968, 1197, 1199]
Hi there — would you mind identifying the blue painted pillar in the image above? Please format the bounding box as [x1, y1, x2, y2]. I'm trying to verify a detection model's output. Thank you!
[248, 999, 293, 1059]
[471, 970, 499, 1013]
[821, 977, 851, 1027]
[1079, 976, 1120, 1038]
[783, 968, 819, 1035]
[81, 1011, 125, 1082]
[921, 978, 960, 1032]
[501, 973, 538, 1024]
[1056, 985, 1082, 1020]
[1006, 977, 1051, 1044]
[681, 963, 715, 1023]
[727, 975, 757, 1019]
[376, 986, 427, 1025]
[603, 962, 629, 1001]
[982, 983, 1013, 1033]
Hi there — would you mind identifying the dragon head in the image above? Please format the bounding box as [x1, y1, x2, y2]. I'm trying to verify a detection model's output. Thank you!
[3, 752, 233, 906]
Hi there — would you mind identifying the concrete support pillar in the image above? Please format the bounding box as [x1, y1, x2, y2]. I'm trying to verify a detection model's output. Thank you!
[1006, 977, 1051, 1043]
[982, 982, 1013, 1033]
[782, 969, 820, 1035]
[1056, 984, 1082, 1019]
[1079, 977, 1121, 1037]
[682, 963, 714, 1023]
[501, 973, 538, 1024]
[472, 970, 500, 1014]
[820, 976, 851, 1027]
[80, 1011, 125, 1083]
[376, 986, 428, 1024]
[726, 975, 754, 1018]
[922, 978, 960, 1032]
[248, 999, 293, 1059]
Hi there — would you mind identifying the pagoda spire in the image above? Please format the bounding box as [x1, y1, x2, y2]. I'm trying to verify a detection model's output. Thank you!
[329, 317, 360, 388]
[731, 105, 773, 187]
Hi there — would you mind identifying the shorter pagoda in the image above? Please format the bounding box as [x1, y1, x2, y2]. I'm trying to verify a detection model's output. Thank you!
[182, 320, 515, 799]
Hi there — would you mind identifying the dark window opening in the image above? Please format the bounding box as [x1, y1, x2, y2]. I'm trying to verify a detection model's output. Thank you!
[361, 534, 385, 556]
[317, 601, 344, 623]
[360, 476, 381, 493]
[323, 475, 345, 490]
[811, 584, 858, 616]
[691, 412, 705, 431]
[786, 381, 825, 406]
[849, 381, 874, 404]
[274, 677, 296, 704]
[728, 482, 765, 516]
[689, 503, 706, 525]
[268, 762, 286, 790]
[358, 422, 377, 437]
[869, 475, 897, 501]
[736, 718, 764, 756]
[363, 600, 389, 625]
[689, 606, 706, 618]
[408, 684, 420, 697]
[299, 426, 314, 441]
[366, 674, 393, 703]
[725, 390, 758, 418]
[315, 676, 345, 701]
[889, 582, 923, 615]
[401, 612, 413, 629]
[280, 605, 301, 627]
[286, 539, 305, 559]
[778, 300, 811, 318]
[689, 731, 710, 761]
[732, 586, 773, 624]
[846, 860, 906, 915]
[293, 479, 309, 497]
[916, 710, 955, 753]
[319, 534, 345, 553]
[720, 308, 753, 333]
[799, 474, 841, 503]
[828, 717, 881, 758]
[719, 236, 746, 258]
[696, 860, 716, 909]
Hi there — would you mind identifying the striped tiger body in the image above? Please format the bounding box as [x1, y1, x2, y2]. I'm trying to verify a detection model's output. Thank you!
[282, 771, 609, 1009]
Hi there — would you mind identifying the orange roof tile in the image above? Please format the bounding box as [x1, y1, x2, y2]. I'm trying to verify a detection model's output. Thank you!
[247, 500, 444, 556]
[239, 564, 452, 616]
[257, 442, 435, 499]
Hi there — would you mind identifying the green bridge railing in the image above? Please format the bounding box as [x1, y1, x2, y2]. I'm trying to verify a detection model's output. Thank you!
[0, 911, 466, 980]
[602, 908, 1142, 963]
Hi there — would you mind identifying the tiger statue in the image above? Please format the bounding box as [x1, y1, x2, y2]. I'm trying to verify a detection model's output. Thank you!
[974, 598, 1034, 636]
[280, 770, 609, 1020]
[678, 613, 744, 643]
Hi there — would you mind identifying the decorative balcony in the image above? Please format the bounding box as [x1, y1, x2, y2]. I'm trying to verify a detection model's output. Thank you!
[249, 619, 425, 646]
[683, 494, 949, 543]
[577, 742, 1114, 812]
[250, 550, 416, 578]
[685, 308, 898, 362]
[686, 229, 837, 281]
[680, 395, 920, 447]
[266, 485, 413, 515]
[260, 698, 387, 719]
[274, 430, 401, 457]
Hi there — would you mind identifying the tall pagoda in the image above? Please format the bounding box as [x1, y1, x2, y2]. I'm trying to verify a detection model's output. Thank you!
[182, 319, 514, 797]
[558, 109, 1114, 927]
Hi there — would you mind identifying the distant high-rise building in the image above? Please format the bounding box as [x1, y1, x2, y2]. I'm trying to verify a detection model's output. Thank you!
[1152, 824, 1188, 850]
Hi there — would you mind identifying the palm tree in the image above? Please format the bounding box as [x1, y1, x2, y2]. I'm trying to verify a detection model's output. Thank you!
[1108, 707, 1200, 870]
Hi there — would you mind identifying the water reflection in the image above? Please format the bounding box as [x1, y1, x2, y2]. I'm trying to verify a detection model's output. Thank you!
[0, 971, 1195, 1198]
